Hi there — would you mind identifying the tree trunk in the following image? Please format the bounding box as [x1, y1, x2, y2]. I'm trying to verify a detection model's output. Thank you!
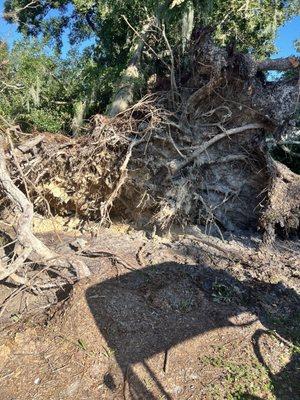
[109, 18, 156, 116]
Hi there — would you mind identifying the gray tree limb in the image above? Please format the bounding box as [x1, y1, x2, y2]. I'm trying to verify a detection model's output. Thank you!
[257, 57, 300, 72]
[0, 139, 90, 281]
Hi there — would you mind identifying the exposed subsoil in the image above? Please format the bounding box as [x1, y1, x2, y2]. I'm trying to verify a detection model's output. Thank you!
[0, 225, 299, 399]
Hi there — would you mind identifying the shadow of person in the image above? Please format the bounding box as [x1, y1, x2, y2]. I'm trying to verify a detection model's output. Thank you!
[86, 262, 300, 399]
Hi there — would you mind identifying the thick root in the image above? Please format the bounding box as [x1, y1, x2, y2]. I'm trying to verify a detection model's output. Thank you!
[0, 139, 90, 284]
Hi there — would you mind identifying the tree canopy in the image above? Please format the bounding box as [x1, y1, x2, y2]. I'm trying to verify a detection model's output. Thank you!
[2, 0, 300, 132]
[4, 1, 300, 60]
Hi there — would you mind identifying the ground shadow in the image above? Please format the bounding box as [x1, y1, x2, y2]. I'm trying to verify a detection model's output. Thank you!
[86, 262, 300, 399]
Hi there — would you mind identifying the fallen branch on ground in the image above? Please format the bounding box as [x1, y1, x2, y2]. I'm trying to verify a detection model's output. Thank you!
[0, 138, 90, 284]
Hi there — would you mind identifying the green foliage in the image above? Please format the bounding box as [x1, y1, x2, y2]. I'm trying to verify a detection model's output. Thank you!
[203, 354, 274, 399]
[204, 0, 286, 57]
[4, 0, 298, 61]
[212, 281, 234, 303]
[0, 38, 115, 133]
[0, 39, 70, 132]
[2, 0, 299, 132]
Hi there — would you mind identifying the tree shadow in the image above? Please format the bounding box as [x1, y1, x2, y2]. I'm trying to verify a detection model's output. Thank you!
[86, 262, 300, 399]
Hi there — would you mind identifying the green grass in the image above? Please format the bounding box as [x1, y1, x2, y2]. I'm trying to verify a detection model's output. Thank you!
[208, 360, 274, 400]
[212, 281, 234, 304]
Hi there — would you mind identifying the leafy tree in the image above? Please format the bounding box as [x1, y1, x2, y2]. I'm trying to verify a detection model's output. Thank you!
[2, 0, 300, 122]
[4, 1, 298, 58]
[4, 1, 300, 91]
[0, 39, 112, 133]
[0, 39, 69, 132]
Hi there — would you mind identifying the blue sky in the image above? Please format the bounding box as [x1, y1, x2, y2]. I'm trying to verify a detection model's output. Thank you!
[274, 15, 300, 57]
[0, 0, 299, 58]
[0, 1, 21, 46]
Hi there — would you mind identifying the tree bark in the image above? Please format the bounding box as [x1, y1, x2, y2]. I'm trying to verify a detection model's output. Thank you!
[257, 56, 300, 71]
[0, 138, 90, 282]
[109, 18, 156, 116]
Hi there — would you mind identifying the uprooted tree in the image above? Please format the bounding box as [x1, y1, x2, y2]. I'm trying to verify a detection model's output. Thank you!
[0, 1, 300, 287]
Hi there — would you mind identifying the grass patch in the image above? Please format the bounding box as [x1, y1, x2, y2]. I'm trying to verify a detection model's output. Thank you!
[208, 360, 275, 399]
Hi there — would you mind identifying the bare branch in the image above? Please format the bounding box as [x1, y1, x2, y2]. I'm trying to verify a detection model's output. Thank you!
[3, 0, 41, 21]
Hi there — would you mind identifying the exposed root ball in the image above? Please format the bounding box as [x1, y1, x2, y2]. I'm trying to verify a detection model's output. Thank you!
[2, 34, 300, 240]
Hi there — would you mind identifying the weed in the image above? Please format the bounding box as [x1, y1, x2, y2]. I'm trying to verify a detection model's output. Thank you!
[178, 297, 194, 312]
[10, 314, 21, 323]
[143, 377, 153, 390]
[208, 360, 274, 399]
[200, 348, 227, 368]
[212, 281, 234, 304]
[77, 339, 87, 351]
[102, 345, 115, 358]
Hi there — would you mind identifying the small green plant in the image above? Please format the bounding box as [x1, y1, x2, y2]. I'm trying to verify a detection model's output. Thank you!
[178, 297, 194, 312]
[201, 354, 226, 368]
[200, 346, 226, 368]
[143, 377, 153, 391]
[292, 343, 300, 354]
[10, 313, 21, 323]
[102, 345, 115, 359]
[212, 281, 233, 304]
[208, 360, 275, 399]
[77, 338, 87, 351]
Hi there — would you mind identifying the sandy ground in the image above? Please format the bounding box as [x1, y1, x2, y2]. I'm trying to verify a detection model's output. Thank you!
[0, 226, 299, 399]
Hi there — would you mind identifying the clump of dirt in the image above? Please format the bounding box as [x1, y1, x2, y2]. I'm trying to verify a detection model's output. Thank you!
[0, 227, 299, 399]
[260, 160, 300, 242]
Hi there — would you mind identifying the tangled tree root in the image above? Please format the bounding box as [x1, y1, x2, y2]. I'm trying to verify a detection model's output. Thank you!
[260, 159, 300, 243]
[0, 32, 299, 287]
[0, 139, 90, 286]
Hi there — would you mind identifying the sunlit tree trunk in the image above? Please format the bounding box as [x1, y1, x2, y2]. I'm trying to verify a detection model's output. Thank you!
[109, 18, 156, 116]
